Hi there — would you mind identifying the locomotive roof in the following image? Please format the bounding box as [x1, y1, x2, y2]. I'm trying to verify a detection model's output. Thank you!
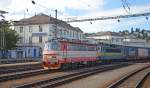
[59, 40, 97, 46]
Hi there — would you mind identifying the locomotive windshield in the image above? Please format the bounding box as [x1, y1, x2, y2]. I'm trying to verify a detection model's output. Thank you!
[44, 40, 59, 51]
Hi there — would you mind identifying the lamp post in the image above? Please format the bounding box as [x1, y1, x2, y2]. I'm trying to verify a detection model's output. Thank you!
[0, 21, 6, 58]
[0, 10, 8, 58]
[0, 10, 7, 49]
[23, 9, 27, 58]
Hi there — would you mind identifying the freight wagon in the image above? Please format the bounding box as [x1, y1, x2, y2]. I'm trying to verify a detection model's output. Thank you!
[124, 46, 138, 59]
[137, 48, 149, 59]
[124, 46, 150, 60]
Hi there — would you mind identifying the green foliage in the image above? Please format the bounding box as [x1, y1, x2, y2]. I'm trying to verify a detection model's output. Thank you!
[135, 28, 140, 32]
[0, 21, 19, 50]
[121, 30, 129, 36]
[131, 27, 134, 33]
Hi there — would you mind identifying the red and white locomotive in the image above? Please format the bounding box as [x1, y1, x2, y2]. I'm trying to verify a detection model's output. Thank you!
[43, 39, 98, 69]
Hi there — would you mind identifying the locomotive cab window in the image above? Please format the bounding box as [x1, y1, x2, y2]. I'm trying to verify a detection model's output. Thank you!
[105, 48, 121, 53]
[44, 41, 60, 51]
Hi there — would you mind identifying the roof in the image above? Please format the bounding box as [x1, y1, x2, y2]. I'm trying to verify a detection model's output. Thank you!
[14, 13, 83, 33]
[86, 31, 122, 37]
[74, 27, 83, 33]
[14, 13, 60, 25]
[96, 31, 121, 36]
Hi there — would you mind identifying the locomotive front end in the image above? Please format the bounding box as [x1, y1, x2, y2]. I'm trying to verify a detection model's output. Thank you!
[43, 54, 60, 69]
[43, 40, 61, 69]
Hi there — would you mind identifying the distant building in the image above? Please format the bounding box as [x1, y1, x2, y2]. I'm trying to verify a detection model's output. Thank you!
[85, 31, 150, 47]
[86, 31, 124, 44]
[123, 36, 147, 43]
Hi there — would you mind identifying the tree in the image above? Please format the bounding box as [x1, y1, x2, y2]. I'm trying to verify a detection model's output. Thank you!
[0, 21, 19, 58]
[131, 27, 134, 33]
[135, 28, 140, 32]
[143, 33, 148, 39]
[121, 30, 129, 36]
[141, 29, 145, 34]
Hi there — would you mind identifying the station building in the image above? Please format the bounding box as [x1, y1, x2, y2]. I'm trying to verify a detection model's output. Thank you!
[10, 13, 84, 59]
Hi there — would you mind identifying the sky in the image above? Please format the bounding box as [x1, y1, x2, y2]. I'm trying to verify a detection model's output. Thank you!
[0, 0, 150, 33]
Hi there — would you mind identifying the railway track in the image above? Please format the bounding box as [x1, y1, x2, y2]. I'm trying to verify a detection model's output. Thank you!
[0, 63, 102, 82]
[0, 62, 42, 74]
[0, 59, 39, 64]
[136, 71, 150, 88]
[0, 63, 122, 82]
[0, 68, 55, 82]
[14, 63, 129, 88]
[107, 65, 150, 88]
[0, 66, 42, 75]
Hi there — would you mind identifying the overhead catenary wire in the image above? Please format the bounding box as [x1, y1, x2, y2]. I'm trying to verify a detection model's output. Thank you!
[121, 0, 131, 14]
[65, 12, 150, 23]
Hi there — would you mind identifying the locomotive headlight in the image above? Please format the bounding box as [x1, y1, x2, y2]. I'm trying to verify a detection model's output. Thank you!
[47, 56, 57, 63]
[43, 55, 48, 61]
[47, 56, 52, 59]
[52, 56, 56, 58]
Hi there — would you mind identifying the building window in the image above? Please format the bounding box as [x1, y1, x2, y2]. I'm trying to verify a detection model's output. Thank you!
[29, 36, 32, 44]
[78, 33, 80, 39]
[64, 30, 66, 36]
[28, 49, 30, 54]
[20, 26, 23, 33]
[116, 39, 119, 42]
[39, 25, 42, 32]
[80, 34, 82, 39]
[73, 32, 74, 37]
[19, 37, 23, 43]
[60, 29, 62, 35]
[75, 32, 77, 38]
[69, 31, 71, 37]
[29, 26, 32, 32]
[62, 30, 64, 36]
[112, 38, 114, 42]
[39, 36, 42, 43]
[71, 31, 73, 37]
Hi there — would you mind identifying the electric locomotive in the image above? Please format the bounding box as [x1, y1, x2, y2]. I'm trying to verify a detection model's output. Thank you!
[43, 39, 98, 69]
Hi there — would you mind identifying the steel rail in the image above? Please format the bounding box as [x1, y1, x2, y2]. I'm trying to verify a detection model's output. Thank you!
[107, 65, 150, 88]
[0, 69, 54, 82]
[0, 65, 42, 74]
[14, 64, 129, 88]
[135, 71, 150, 88]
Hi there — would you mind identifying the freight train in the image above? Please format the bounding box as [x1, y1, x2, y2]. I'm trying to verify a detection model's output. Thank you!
[43, 39, 150, 69]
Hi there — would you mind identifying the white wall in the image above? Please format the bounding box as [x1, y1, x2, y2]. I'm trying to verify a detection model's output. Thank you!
[15, 23, 83, 43]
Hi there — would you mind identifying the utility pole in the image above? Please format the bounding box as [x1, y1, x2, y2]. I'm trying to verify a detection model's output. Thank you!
[55, 9, 57, 19]
[54, 9, 58, 39]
